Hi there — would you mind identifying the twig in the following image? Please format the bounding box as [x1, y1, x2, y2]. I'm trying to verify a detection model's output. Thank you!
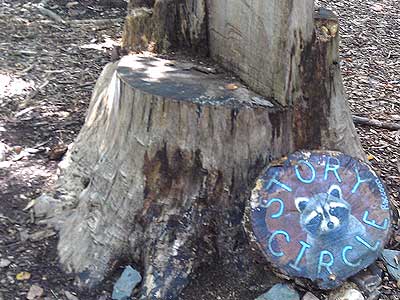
[17, 64, 35, 75]
[16, 50, 37, 56]
[44, 69, 66, 73]
[68, 18, 123, 26]
[23, 80, 50, 103]
[50, 289, 59, 299]
[79, 81, 96, 88]
[15, 106, 36, 118]
[33, 139, 51, 149]
[0, 213, 19, 224]
[56, 80, 75, 85]
[352, 115, 400, 131]
[37, 6, 67, 25]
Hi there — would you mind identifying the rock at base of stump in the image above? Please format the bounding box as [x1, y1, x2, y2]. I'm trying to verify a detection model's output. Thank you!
[328, 283, 364, 300]
[302, 292, 320, 300]
[256, 283, 300, 300]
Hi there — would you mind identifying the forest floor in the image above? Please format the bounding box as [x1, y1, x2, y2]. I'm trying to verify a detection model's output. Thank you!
[0, 0, 399, 299]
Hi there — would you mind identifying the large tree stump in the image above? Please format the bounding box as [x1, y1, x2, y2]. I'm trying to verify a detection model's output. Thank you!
[49, 1, 369, 299]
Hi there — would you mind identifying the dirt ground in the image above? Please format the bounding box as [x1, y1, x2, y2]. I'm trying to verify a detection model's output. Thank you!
[0, 0, 399, 299]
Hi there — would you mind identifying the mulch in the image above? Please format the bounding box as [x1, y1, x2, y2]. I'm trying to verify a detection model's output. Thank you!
[0, 0, 399, 299]
[0, 0, 125, 299]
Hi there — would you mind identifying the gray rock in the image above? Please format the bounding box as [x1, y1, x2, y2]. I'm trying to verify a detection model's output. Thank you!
[0, 142, 7, 161]
[352, 269, 381, 295]
[33, 194, 61, 218]
[302, 292, 319, 300]
[20, 229, 30, 242]
[112, 266, 142, 300]
[328, 283, 364, 300]
[65, 291, 79, 300]
[366, 290, 380, 300]
[66, 1, 79, 9]
[0, 259, 11, 268]
[381, 249, 400, 280]
[256, 283, 300, 300]
[368, 262, 383, 278]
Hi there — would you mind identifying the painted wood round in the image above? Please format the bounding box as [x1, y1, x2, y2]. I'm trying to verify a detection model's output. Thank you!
[250, 151, 391, 289]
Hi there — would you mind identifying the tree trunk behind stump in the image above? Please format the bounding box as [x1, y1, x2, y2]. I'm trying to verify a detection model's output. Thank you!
[52, 1, 365, 299]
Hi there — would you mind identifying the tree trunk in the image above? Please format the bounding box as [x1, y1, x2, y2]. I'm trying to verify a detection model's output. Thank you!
[50, 1, 365, 299]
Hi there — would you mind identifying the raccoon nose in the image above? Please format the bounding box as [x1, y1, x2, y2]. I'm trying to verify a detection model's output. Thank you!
[327, 221, 334, 229]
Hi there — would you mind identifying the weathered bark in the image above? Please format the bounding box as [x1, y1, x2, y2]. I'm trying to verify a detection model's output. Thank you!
[49, 1, 365, 299]
[122, 0, 208, 53]
[208, 1, 314, 107]
[122, 1, 362, 156]
[56, 55, 291, 299]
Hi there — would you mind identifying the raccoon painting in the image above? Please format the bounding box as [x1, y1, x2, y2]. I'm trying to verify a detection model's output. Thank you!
[295, 184, 369, 279]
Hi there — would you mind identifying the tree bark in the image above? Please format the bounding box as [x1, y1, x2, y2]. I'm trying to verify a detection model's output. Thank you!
[49, 1, 365, 299]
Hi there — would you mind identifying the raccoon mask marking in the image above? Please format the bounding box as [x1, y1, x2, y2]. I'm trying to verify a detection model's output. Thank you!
[294, 184, 368, 279]
[295, 185, 351, 238]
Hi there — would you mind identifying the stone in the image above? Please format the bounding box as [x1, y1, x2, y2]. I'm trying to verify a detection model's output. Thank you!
[368, 262, 383, 278]
[0, 259, 11, 268]
[0, 142, 7, 161]
[381, 249, 400, 280]
[328, 283, 364, 300]
[20, 229, 30, 242]
[255, 283, 300, 300]
[366, 290, 380, 300]
[302, 292, 319, 300]
[66, 1, 79, 9]
[27, 285, 44, 300]
[112, 266, 142, 300]
[250, 151, 391, 289]
[33, 194, 61, 218]
[65, 291, 79, 300]
[351, 268, 382, 295]
[371, 4, 384, 12]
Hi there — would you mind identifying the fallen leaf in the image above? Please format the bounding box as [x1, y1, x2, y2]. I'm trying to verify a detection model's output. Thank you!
[16, 271, 31, 281]
[13, 146, 23, 154]
[367, 154, 375, 161]
[48, 144, 68, 161]
[225, 83, 238, 90]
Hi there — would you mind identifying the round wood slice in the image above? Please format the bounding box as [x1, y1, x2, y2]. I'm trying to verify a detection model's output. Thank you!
[250, 150, 392, 289]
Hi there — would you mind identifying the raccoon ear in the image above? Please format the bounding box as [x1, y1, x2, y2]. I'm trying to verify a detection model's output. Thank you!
[328, 184, 342, 199]
[295, 197, 309, 212]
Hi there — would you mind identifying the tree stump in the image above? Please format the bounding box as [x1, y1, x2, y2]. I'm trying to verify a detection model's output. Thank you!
[57, 53, 293, 299]
[48, 1, 374, 299]
[249, 151, 391, 289]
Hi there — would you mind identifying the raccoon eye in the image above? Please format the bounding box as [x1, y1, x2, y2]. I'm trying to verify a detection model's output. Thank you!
[329, 208, 336, 215]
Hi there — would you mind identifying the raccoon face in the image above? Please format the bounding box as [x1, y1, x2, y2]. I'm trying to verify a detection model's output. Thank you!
[295, 185, 351, 237]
